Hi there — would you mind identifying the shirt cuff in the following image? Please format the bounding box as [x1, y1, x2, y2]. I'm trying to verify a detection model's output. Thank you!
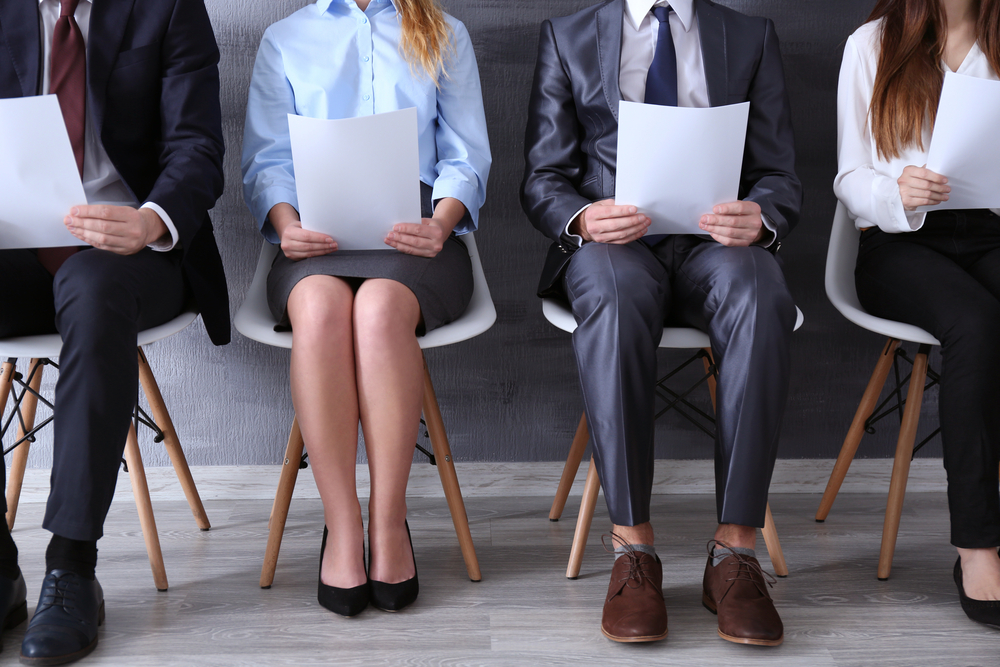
[563, 203, 593, 247]
[141, 202, 179, 252]
[431, 179, 480, 234]
[756, 212, 777, 248]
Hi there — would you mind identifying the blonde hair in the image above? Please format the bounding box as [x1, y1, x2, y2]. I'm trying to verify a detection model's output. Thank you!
[395, 0, 453, 85]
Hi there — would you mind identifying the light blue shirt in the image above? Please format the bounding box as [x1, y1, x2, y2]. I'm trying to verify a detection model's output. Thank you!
[241, 0, 492, 242]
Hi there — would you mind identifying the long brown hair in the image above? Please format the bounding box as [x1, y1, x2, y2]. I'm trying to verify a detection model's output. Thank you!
[395, 0, 453, 85]
[868, 0, 1000, 159]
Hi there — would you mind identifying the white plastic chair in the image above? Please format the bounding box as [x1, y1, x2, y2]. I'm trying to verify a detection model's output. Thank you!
[816, 202, 941, 580]
[0, 308, 211, 591]
[543, 295, 805, 580]
[235, 234, 496, 586]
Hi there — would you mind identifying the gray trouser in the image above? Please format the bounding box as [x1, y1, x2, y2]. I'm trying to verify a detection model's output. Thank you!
[562, 236, 795, 528]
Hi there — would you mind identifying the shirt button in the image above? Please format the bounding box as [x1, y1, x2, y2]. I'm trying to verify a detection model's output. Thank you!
[363, 56, 370, 62]
[363, 94, 371, 101]
[362, 17, 368, 23]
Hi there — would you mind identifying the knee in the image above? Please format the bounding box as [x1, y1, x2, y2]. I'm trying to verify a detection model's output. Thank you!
[566, 244, 664, 323]
[52, 251, 131, 323]
[943, 302, 1000, 360]
[287, 276, 354, 341]
[353, 280, 420, 342]
[717, 251, 796, 331]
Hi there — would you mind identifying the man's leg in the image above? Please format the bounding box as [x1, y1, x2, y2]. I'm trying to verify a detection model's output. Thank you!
[563, 241, 670, 643]
[0, 249, 54, 644]
[21, 247, 184, 664]
[671, 241, 794, 646]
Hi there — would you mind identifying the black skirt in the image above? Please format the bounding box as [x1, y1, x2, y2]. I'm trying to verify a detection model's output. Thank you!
[266, 183, 474, 335]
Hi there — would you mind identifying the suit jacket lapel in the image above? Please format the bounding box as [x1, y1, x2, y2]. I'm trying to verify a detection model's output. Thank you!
[0, 1, 41, 96]
[695, 0, 726, 107]
[87, 0, 135, 133]
[596, 0, 624, 121]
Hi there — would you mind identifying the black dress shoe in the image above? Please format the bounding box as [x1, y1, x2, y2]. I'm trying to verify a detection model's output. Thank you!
[0, 572, 28, 652]
[369, 520, 418, 612]
[20, 570, 104, 666]
[954, 557, 1000, 628]
[317, 526, 369, 617]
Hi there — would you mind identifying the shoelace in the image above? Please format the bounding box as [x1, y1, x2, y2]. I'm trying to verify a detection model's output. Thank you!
[603, 532, 657, 592]
[708, 539, 776, 597]
[37, 574, 81, 615]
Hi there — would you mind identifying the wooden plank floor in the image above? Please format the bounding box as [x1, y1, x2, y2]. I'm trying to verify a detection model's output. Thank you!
[0, 492, 993, 666]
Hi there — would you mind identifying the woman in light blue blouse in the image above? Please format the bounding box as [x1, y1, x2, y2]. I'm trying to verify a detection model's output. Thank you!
[241, 0, 490, 617]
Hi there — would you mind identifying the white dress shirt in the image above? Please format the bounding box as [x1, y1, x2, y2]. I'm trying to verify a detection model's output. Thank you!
[567, 0, 774, 245]
[835, 19, 1000, 232]
[38, 0, 178, 250]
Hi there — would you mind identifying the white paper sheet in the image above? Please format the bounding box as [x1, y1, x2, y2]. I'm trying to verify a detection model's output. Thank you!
[615, 101, 750, 235]
[0, 95, 88, 249]
[919, 72, 1000, 212]
[288, 108, 421, 250]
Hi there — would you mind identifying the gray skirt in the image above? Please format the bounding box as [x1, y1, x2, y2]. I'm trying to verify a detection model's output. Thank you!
[266, 183, 474, 335]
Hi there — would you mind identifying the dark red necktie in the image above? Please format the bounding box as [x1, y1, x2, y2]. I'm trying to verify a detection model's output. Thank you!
[38, 0, 86, 275]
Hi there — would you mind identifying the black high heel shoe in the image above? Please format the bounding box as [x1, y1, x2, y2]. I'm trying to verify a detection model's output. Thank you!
[318, 526, 369, 617]
[954, 556, 1000, 628]
[369, 521, 419, 612]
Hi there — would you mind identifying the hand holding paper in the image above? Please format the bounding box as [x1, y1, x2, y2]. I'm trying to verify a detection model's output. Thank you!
[698, 200, 765, 247]
[572, 199, 651, 244]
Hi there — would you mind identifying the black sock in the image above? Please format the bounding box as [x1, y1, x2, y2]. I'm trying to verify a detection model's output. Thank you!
[0, 521, 20, 580]
[46, 534, 98, 580]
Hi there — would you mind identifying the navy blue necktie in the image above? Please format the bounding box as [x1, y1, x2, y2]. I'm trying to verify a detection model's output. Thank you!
[644, 6, 678, 107]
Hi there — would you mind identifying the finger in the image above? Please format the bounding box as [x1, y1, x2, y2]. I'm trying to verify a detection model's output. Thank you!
[590, 214, 649, 234]
[592, 221, 649, 243]
[392, 223, 433, 236]
[607, 228, 650, 245]
[66, 226, 135, 253]
[700, 214, 761, 230]
[708, 231, 753, 247]
[700, 221, 758, 240]
[712, 201, 757, 216]
[287, 227, 335, 244]
[909, 167, 948, 184]
[387, 231, 442, 252]
[70, 204, 135, 222]
[282, 239, 337, 255]
[908, 180, 951, 194]
[589, 205, 642, 221]
[386, 238, 437, 257]
[66, 215, 133, 238]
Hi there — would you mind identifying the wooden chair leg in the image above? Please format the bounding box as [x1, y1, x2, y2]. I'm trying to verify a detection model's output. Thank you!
[0, 360, 14, 422]
[704, 348, 788, 576]
[422, 356, 481, 581]
[137, 347, 210, 531]
[549, 413, 589, 521]
[816, 338, 900, 522]
[260, 416, 304, 589]
[762, 503, 788, 577]
[123, 421, 168, 591]
[877, 345, 929, 581]
[567, 456, 600, 579]
[6, 359, 44, 531]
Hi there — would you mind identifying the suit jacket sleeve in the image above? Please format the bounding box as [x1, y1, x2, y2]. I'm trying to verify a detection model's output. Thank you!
[520, 20, 593, 244]
[740, 19, 801, 242]
[144, 0, 225, 253]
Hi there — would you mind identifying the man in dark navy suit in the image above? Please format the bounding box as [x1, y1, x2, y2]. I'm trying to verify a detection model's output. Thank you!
[0, 0, 228, 662]
[522, 0, 800, 647]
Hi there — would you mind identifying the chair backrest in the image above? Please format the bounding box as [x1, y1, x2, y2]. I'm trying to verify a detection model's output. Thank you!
[826, 202, 939, 346]
[234, 233, 496, 351]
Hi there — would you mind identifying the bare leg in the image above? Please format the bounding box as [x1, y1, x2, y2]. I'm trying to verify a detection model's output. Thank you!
[286, 275, 366, 589]
[354, 279, 423, 584]
[714, 523, 757, 551]
[958, 547, 1000, 600]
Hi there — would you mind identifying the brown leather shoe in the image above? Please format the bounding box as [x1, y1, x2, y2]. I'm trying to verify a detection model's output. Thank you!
[702, 540, 783, 646]
[600, 537, 668, 643]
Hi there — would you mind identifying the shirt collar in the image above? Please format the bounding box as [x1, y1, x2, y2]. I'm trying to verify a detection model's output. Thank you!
[39, 0, 91, 5]
[316, 0, 396, 14]
[624, 0, 695, 32]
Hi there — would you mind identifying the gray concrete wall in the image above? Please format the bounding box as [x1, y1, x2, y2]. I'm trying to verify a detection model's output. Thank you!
[12, 0, 943, 470]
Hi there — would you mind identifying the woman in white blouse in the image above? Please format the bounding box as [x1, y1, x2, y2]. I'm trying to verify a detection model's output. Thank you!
[835, 0, 1000, 628]
[242, 0, 490, 617]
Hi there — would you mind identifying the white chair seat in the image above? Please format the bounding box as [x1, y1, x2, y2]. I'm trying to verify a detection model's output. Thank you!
[542, 296, 804, 346]
[234, 234, 496, 350]
[0, 309, 199, 359]
[826, 202, 939, 346]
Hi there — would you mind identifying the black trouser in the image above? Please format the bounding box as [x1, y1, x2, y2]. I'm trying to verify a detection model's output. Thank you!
[0, 247, 184, 541]
[562, 236, 796, 528]
[856, 209, 1000, 549]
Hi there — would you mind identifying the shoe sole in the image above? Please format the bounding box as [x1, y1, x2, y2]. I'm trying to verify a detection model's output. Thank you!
[601, 626, 668, 643]
[19, 601, 104, 666]
[702, 592, 783, 647]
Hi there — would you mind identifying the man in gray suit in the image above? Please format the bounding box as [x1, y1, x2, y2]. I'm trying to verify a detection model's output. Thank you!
[521, 0, 800, 646]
